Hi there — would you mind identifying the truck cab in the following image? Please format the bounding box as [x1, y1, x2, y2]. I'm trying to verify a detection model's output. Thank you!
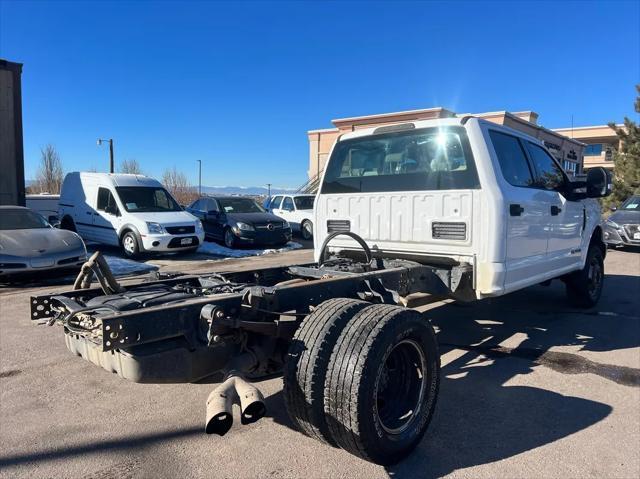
[314, 117, 609, 300]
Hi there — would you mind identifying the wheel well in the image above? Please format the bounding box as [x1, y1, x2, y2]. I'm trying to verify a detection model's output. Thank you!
[119, 227, 138, 244]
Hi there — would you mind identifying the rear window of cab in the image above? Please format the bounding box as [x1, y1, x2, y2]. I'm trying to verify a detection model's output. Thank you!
[321, 126, 480, 194]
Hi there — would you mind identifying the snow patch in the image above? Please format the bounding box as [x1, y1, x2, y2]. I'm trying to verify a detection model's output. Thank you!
[102, 254, 158, 276]
[197, 241, 303, 258]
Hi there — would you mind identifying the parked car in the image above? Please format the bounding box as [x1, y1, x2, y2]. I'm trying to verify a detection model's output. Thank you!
[186, 196, 292, 248]
[267, 194, 315, 239]
[58, 172, 204, 258]
[0, 206, 87, 280]
[604, 195, 640, 248]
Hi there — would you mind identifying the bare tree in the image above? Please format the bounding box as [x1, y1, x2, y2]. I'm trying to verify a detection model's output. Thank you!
[162, 167, 198, 206]
[34, 144, 64, 194]
[120, 158, 143, 174]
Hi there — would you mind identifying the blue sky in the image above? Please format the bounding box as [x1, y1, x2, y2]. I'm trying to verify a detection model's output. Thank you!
[1, 0, 638, 188]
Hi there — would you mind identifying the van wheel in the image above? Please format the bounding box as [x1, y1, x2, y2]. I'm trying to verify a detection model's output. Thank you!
[301, 220, 313, 240]
[61, 216, 76, 232]
[121, 231, 140, 258]
[284, 298, 369, 445]
[565, 246, 604, 308]
[324, 304, 440, 465]
[223, 228, 236, 249]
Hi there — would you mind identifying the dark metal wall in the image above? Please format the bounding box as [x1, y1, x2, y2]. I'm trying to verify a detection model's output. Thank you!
[0, 59, 25, 206]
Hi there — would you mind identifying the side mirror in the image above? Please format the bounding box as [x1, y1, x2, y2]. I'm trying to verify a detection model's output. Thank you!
[105, 204, 119, 216]
[610, 206, 617, 212]
[586, 167, 612, 198]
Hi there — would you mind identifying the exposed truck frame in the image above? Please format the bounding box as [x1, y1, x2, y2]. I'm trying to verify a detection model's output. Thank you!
[30, 236, 471, 464]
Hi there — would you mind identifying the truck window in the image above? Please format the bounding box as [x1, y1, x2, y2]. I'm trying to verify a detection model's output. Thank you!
[270, 196, 283, 209]
[282, 197, 294, 211]
[489, 130, 534, 187]
[321, 126, 479, 194]
[525, 142, 565, 191]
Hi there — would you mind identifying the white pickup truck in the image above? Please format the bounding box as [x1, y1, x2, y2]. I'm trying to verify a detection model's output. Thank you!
[31, 116, 611, 466]
[315, 116, 610, 307]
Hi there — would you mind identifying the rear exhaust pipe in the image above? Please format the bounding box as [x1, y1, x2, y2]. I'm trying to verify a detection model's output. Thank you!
[235, 376, 266, 425]
[205, 352, 266, 436]
[205, 376, 237, 436]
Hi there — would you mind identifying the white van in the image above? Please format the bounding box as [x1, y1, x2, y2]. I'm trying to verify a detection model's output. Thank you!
[59, 172, 204, 257]
[25, 194, 61, 224]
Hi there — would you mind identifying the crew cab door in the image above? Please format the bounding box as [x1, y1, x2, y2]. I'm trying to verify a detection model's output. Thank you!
[489, 130, 550, 289]
[524, 141, 583, 272]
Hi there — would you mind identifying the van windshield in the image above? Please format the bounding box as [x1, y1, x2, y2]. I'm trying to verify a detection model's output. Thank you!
[321, 126, 479, 193]
[115, 187, 182, 213]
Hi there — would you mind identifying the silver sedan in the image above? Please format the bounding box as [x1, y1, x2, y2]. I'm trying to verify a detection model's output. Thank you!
[0, 206, 87, 280]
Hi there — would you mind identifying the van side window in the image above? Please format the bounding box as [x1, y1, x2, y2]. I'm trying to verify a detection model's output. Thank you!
[489, 130, 534, 187]
[97, 187, 118, 213]
[525, 142, 565, 191]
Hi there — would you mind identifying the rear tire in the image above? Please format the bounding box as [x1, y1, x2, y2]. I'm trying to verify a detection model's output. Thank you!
[324, 304, 440, 465]
[283, 298, 369, 445]
[121, 231, 140, 259]
[566, 246, 604, 308]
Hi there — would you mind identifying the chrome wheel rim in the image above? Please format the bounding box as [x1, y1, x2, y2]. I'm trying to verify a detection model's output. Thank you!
[123, 235, 136, 254]
[587, 257, 602, 299]
[224, 230, 234, 248]
[374, 339, 427, 435]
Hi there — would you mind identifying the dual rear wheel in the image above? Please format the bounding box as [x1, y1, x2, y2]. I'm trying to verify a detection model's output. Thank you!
[283, 299, 440, 465]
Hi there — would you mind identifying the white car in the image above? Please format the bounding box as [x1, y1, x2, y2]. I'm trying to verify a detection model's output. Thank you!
[268, 194, 315, 239]
[58, 172, 204, 258]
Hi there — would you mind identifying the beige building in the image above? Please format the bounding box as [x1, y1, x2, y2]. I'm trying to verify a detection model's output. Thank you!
[307, 107, 604, 182]
[553, 124, 622, 170]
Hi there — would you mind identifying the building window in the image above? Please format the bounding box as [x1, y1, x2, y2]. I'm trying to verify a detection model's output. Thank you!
[563, 160, 577, 174]
[584, 144, 603, 156]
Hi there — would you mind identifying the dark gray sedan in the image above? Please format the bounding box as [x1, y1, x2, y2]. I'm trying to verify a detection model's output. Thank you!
[0, 206, 87, 279]
[603, 195, 640, 248]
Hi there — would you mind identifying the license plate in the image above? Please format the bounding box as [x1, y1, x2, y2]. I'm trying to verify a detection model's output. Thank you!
[31, 258, 55, 268]
[180, 238, 193, 245]
[634, 233, 640, 240]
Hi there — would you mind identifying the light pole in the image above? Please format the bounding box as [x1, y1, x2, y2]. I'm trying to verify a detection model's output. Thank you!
[266, 183, 272, 199]
[197, 160, 202, 196]
[97, 138, 114, 173]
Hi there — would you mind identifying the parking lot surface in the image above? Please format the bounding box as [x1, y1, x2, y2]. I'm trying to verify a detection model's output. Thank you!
[1, 248, 639, 478]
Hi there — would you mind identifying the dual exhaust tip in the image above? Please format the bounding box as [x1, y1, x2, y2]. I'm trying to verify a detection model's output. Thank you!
[205, 374, 266, 436]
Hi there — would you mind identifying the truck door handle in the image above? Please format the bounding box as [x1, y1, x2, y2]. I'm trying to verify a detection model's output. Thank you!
[509, 204, 524, 216]
[551, 205, 562, 216]
[85, 212, 92, 215]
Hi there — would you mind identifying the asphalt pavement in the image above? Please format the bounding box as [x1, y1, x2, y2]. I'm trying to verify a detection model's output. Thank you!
[0, 247, 638, 478]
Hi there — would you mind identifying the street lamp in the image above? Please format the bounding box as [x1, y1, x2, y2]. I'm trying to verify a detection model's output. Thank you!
[97, 138, 114, 173]
[197, 160, 202, 196]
